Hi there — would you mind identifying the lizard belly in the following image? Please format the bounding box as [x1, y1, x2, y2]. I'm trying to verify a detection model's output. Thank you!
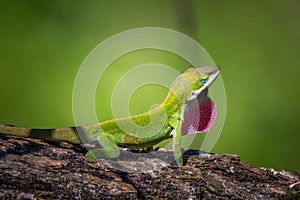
[104, 125, 173, 149]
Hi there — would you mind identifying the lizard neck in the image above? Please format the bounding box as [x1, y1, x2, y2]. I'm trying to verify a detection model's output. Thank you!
[161, 75, 193, 126]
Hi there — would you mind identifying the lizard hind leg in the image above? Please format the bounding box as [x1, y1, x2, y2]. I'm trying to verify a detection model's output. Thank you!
[86, 131, 120, 159]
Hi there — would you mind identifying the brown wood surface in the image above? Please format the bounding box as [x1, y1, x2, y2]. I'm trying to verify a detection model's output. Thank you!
[0, 134, 299, 199]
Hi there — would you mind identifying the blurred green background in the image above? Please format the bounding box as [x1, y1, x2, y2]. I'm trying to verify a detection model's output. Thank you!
[0, 1, 299, 171]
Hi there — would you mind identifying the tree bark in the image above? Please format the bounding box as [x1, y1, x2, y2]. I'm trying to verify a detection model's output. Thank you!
[0, 134, 299, 199]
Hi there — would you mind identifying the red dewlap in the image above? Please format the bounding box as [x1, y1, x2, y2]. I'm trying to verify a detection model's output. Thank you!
[181, 98, 217, 135]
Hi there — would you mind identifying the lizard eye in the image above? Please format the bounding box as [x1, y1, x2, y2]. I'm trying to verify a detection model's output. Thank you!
[200, 78, 208, 84]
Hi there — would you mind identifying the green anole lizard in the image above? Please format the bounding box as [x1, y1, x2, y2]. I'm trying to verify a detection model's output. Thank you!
[0, 66, 220, 167]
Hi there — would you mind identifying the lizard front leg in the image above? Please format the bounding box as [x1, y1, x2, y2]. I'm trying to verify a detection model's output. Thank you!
[173, 123, 183, 167]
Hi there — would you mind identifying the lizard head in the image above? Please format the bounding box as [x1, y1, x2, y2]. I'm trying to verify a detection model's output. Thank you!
[184, 65, 220, 101]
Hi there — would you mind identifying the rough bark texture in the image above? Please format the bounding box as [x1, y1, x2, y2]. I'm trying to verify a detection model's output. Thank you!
[0, 134, 299, 200]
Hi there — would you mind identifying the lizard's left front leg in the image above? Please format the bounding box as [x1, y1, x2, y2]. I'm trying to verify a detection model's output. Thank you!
[173, 123, 183, 167]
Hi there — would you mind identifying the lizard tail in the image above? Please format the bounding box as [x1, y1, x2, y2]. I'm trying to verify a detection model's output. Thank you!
[0, 124, 82, 144]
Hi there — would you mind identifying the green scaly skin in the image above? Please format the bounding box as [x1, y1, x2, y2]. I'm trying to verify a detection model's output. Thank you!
[0, 66, 220, 166]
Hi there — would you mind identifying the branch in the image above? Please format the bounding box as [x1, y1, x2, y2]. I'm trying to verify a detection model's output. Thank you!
[0, 134, 299, 199]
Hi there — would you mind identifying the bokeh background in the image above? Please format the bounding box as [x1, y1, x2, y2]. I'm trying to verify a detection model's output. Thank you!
[0, 1, 299, 171]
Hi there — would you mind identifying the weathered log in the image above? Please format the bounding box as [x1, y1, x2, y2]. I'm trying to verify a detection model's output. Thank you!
[0, 134, 299, 199]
